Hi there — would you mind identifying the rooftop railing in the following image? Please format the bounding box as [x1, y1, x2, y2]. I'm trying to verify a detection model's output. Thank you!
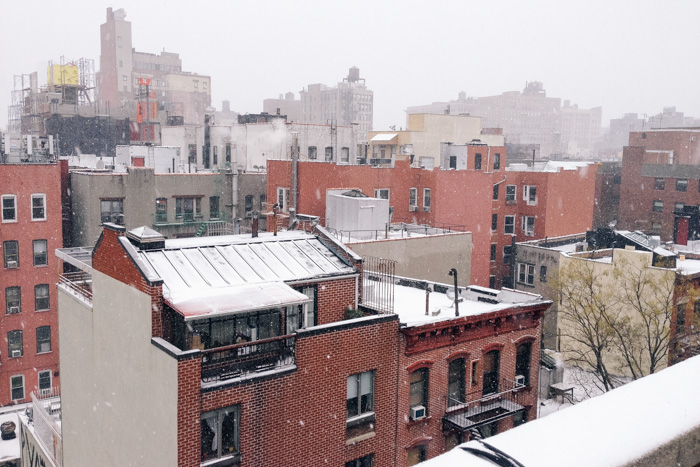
[58, 271, 92, 303]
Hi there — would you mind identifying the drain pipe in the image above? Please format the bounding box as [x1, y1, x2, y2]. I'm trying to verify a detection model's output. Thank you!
[449, 268, 459, 317]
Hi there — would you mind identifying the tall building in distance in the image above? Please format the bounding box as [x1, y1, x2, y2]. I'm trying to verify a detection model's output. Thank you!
[406, 82, 602, 159]
[300, 67, 373, 142]
[97, 7, 211, 126]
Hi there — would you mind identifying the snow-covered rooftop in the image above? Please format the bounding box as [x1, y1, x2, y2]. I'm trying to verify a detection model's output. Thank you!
[507, 160, 596, 173]
[420, 355, 700, 467]
[389, 282, 546, 327]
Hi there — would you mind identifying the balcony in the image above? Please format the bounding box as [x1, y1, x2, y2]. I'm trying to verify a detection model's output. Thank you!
[442, 379, 526, 433]
[58, 271, 93, 304]
[201, 334, 296, 384]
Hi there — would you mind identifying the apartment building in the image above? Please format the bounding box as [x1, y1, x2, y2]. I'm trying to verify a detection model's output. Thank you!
[618, 128, 700, 243]
[0, 163, 62, 406]
[54, 222, 548, 466]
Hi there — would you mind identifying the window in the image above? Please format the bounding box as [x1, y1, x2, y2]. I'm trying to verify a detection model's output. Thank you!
[471, 360, 479, 386]
[31, 194, 46, 220]
[155, 198, 167, 223]
[523, 185, 537, 205]
[100, 199, 124, 225]
[493, 184, 499, 200]
[522, 216, 535, 236]
[175, 197, 201, 221]
[122, 75, 127, 81]
[448, 358, 466, 407]
[193, 80, 198, 89]
[449, 155, 457, 169]
[504, 215, 515, 234]
[517, 263, 535, 286]
[308, 146, 317, 160]
[35, 284, 49, 311]
[226, 143, 232, 164]
[287, 286, 316, 332]
[490, 244, 497, 261]
[503, 245, 513, 264]
[33, 240, 47, 266]
[8, 330, 22, 358]
[515, 342, 532, 386]
[4, 240, 19, 268]
[213, 146, 218, 166]
[407, 446, 427, 466]
[423, 189, 431, 212]
[474, 153, 482, 170]
[325, 146, 333, 162]
[2, 195, 17, 222]
[38, 370, 52, 391]
[513, 410, 528, 427]
[505, 185, 516, 203]
[491, 214, 498, 231]
[346, 455, 373, 467]
[677, 303, 686, 331]
[36, 326, 51, 353]
[540, 265, 548, 283]
[347, 371, 375, 420]
[489, 275, 496, 288]
[375, 188, 390, 200]
[201, 406, 240, 463]
[10, 375, 24, 401]
[654, 178, 665, 190]
[653, 200, 664, 213]
[482, 350, 500, 396]
[493, 153, 501, 170]
[277, 187, 290, 212]
[409, 188, 417, 210]
[6, 287, 21, 314]
[409, 368, 429, 415]
[210, 196, 220, 219]
[260, 194, 266, 211]
[341, 147, 350, 163]
[677, 179, 688, 192]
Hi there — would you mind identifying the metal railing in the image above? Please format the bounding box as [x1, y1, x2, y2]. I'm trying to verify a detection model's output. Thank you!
[330, 222, 466, 243]
[362, 257, 396, 314]
[445, 378, 526, 415]
[31, 388, 62, 467]
[58, 271, 92, 303]
[200, 334, 296, 383]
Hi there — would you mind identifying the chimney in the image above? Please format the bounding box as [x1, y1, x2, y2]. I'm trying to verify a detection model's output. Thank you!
[252, 211, 259, 238]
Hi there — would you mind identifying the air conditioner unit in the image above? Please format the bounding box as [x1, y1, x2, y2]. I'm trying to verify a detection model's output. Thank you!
[423, 207, 431, 213]
[8, 306, 20, 314]
[410, 405, 426, 420]
[6, 261, 17, 269]
[514, 375, 526, 387]
[11, 350, 21, 358]
[409, 206, 418, 212]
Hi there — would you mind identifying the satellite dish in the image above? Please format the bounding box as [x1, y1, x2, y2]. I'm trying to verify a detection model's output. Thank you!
[446, 287, 456, 301]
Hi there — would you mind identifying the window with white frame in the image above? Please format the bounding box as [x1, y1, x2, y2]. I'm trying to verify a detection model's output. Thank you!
[308, 146, 317, 160]
[523, 185, 537, 205]
[10, 375, 24, 401]
[517, 263, 535, 286]
[201, 405, 240, 463]
[522, 216, 535, 236]
[286, 286, 316, 332]
[423, 188, 431, 212]
[38, 370, 52, 392]
[6, 287, 21, 314]
[2, 195, 17, 222]
[8, 330, 22, 357]
[100, 199, 124, 225]
[175, 197, 201, 221]
[347, 371, 375, 422]
[505, 185, 516, 203]
[36, 326, 51, 354]
[35, 284, 50, 311]
[409, 188, 418, 210]
[277, 187, 290, 212]
[325, 146, 333, 161]
[504, 215, 515, 234]
[31, 194, 46, 221]
[341, 147, 350, 163]
[33, 239, 48, 266]
[375, 188, 390, 200]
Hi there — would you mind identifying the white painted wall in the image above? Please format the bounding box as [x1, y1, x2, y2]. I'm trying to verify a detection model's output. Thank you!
[326, 191, 390, 238]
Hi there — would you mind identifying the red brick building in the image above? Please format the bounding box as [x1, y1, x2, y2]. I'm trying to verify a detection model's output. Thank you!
[619, 128, 700, 243]
[268, 153, 598, 289]
[56, 223, 549, 466]
[0, 163, 62, 405]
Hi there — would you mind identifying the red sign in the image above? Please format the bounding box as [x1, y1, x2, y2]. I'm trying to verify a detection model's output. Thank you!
[138, 77, 151, 86]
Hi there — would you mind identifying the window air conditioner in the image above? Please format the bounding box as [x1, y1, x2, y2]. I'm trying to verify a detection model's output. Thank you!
[409, 206, 418, 212]
[410, 405, 426, 420]
[515, 375, 526, 387]
[8, 306, 20, 314]
[11, 350, 21, 358]
[6, 261, 17, 269]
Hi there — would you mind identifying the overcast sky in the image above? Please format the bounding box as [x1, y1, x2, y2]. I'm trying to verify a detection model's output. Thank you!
[2, 0, 699, 132]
